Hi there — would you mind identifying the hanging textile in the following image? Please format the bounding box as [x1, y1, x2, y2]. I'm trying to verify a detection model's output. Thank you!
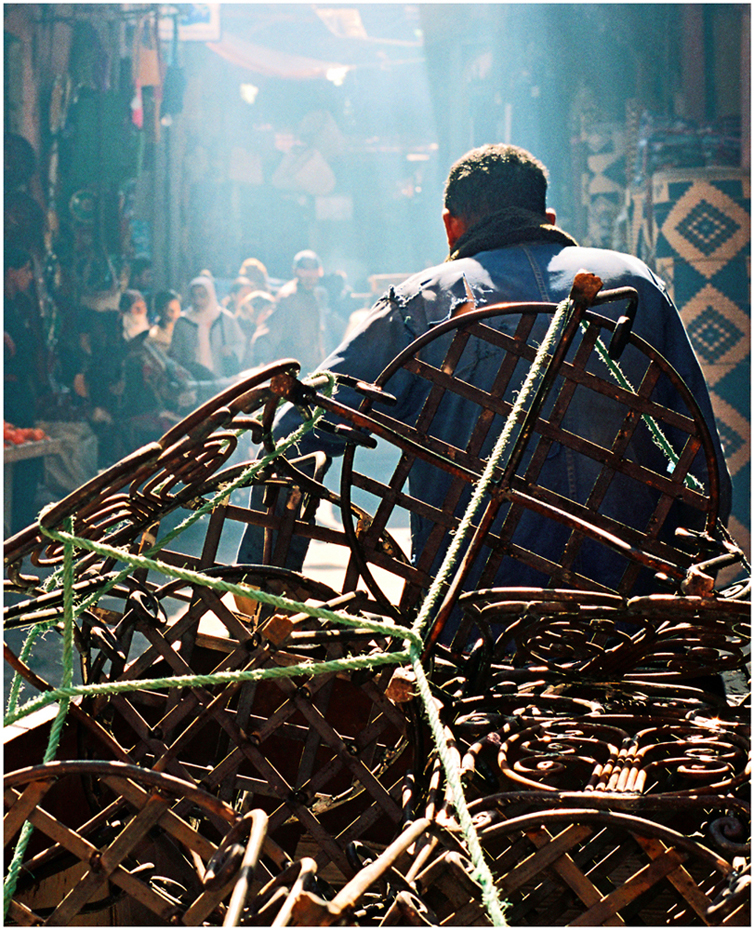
[132, 13, 163, 138]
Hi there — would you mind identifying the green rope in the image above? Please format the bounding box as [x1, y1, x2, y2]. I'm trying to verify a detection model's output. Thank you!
[6, 494, 423, 730]
[37, 527, 421, 646]
[410, 295, 574, 639]
[585, 323, 703, 492]
[6, 372, 420, 734]
[3, 823, 33, 918]
[4, 649, 412, 729]
[396, 300, 580, 925]
[5, 620, 57, 715]
[4, 531, 421, 729]
[410, 644, 508, 924]
[44, 516, 76, 755]
[4, 520, 77, 915]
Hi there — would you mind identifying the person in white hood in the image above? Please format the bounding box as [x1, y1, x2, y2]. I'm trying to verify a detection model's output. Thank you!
[169, 274, 245, 379]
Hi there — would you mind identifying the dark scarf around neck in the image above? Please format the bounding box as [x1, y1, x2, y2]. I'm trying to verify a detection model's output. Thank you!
[447, 206, 579, 262]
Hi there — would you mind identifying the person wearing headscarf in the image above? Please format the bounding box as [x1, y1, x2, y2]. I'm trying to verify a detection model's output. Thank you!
[238, 256, 270, 292]
[168, 274, 245, 379]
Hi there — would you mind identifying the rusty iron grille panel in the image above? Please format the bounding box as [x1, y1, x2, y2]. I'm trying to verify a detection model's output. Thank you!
[309, 301, 727, 621]
[4, 276, 748, 926]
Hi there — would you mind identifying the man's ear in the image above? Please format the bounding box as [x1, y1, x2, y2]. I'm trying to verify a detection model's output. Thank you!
[442, 209, 467, 250]
[545, 208, 557, 226]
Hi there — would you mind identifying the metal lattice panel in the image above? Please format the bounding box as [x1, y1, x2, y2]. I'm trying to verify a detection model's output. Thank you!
[4, 274, 748, 926]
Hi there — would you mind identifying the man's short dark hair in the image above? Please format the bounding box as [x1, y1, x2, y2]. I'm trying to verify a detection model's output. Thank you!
[443, 144, 549, 226]
[153, 289, 180, 319]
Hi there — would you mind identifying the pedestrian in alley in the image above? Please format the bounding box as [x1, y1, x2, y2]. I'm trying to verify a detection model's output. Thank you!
[169, 274, 245, 379]
[263, 250, 330, 376]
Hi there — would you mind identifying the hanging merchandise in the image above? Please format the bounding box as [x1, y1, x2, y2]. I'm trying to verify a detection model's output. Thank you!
[69, 20, 110, 92]
[59, 87, 139, 200]
[161, 63, 186, 118]
[39, 77, 71, 363]
[43, 76, 71, 292]
[76, 248, 117, 294]
[76, 248, 120, 313]
[131, 13, 164, 138]
[68, 189, 97, 226]
[161, 12, 186, 120]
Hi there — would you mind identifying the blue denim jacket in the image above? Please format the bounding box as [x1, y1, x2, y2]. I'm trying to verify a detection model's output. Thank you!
[239, 242, 732, 598]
